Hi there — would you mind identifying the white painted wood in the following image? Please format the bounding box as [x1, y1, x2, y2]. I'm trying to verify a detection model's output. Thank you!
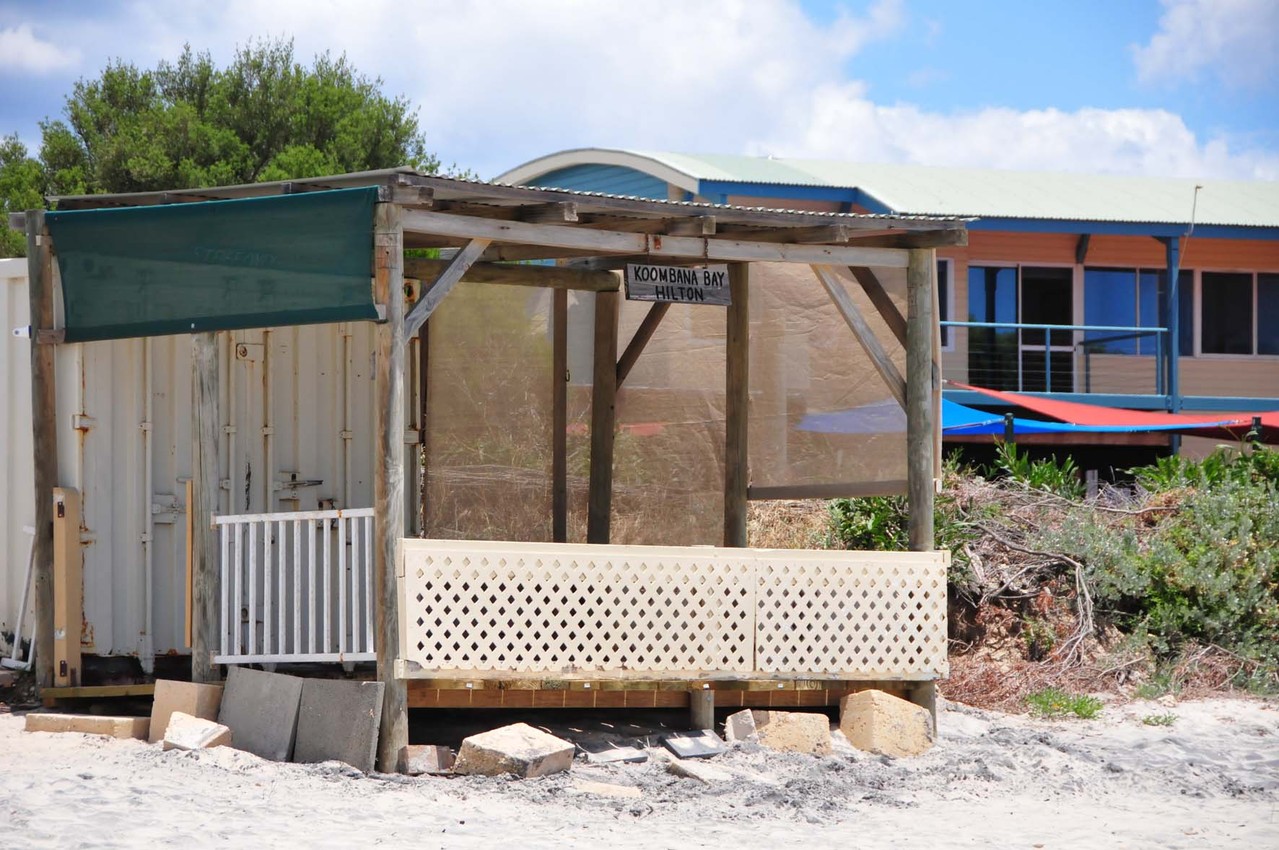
[398, 539, 949, 679]
[402, 210, 909, 268]
[213, 507, 379, 664]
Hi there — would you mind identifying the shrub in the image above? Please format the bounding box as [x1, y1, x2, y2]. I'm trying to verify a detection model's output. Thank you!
[1025, 687, 1103, 719]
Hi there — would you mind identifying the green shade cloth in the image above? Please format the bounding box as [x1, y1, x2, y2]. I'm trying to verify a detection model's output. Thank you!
[47, 187, 380, 342]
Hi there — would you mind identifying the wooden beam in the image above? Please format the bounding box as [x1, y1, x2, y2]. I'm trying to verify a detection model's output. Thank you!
[843, 230, 968, 249]
[516, 202, 578, 223]
[588, 290, 619, 544]
[616, 302, 670, 388]
[716, 224, 852, 244]
[1075, 233, 1092, 265]
[724, 263, 749, 548]
[575, 214, 716, 236]
[849, 267, 908, 347]
[404, 238, 490, 339]
[552, 289, 568, 543]
[812, 265, 907, 409]
[402, 258, 618, 292]
[418, 319, 431, 535]
[906, 248, 936, 552]
[373, 203, 408, 772]
[748, 480, 908, 500]
[27, 210, 56, 692]
[401, 209, 911, 268]
[190, 331, 219, 684]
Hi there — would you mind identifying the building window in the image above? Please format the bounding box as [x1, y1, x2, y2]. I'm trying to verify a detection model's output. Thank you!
[1201, 271, 1270, 355]
[1083, 267, 1193, 356]
[967, 265, 1072, 392]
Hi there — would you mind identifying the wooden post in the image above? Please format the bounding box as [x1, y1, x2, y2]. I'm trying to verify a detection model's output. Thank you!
[51, 488, 82, 687]
[689, 689, 715, 730]
[552, 288, 568, 543]
[587, 290, 619, 544]
[417, 319, 430, 537]
[906, 249, 936, 551]
[373, 203, 408, 772]
[27, 210, 57, 692]
[724, 263, 749, 548]
[190, 331, 220, 683]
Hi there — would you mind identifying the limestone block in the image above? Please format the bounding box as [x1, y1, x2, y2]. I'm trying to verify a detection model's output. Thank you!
[149, 679, 224, 744]
[727, 710, 831, 755]
[25, 712, 149, 740]
[452, 722, 575, 778]
[724, 709, 757, 742]
[399, 744, 455, 776]
[665, 757, 733, 784]
[162, 711, 232, 751]
[839, 689, 935, 758]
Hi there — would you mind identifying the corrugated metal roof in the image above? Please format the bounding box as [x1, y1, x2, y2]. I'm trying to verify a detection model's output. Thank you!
[506, 149, 1279, 228]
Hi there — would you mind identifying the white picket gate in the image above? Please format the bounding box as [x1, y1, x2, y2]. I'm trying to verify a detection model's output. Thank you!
[214, 508, 376, 664]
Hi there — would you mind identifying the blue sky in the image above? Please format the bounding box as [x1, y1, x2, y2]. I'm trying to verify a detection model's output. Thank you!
[1, 0, 1275, 180]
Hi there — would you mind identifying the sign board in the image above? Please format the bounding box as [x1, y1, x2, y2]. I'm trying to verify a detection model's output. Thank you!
[625, 264, 731, 306]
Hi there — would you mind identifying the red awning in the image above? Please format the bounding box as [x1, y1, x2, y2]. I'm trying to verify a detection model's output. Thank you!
[949, 382, 1279, 442]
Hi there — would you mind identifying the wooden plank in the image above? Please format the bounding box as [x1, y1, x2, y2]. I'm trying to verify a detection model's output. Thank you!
[26, 210, 56, 692]
[418, 318, 431, 534]
[748, 480, 908, 500]
[813, 265, 907, 409]
[717, 224, 853, 244]
[403, 237, 490, 339]
[401, 209, 911, 267]
[373, 203, 409, 772]
[516, 202, 578, 223]
[552, 289, 568, 543]
[184, 478, 193, 648]
[615, 302, 670, 389]
[724, 263, 749, 548]
[190, 332, 219, 682]
[588, 290, 619, 544]
[906, 249, 936, 552]
[849, 266, 908, 347]
[402, 258, 618, 291]
[52, 488, 82, 687]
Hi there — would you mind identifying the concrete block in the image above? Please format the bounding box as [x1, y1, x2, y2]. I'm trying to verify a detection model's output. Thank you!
[452, 722, 575, 778]
[724, 709, 757, 742]
[149, 679, 224, 744]
[726, 710, 831, 755]
[25, 712, 149, 740]
[573, 779, 642, 799]
[292, 679, 385, 773]
[665, 757, 733, 784]
[162, 711, 232, 751]
[839, 689, 935, 758]
[217, 667, 304, 762]
[661, 730, 726, 759]
[399, 744, 455, 776]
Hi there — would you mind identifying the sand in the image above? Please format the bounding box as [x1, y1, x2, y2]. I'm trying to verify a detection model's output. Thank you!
[2, 697, 1277, 849]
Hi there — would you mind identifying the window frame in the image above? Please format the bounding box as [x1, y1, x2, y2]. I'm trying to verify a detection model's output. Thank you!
[1195, 269, 1279, 359]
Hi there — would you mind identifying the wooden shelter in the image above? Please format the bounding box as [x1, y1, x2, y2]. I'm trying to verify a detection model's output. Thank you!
[16, 168, 965, 771]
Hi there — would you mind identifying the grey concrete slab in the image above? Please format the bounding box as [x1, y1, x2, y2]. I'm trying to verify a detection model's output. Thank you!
[661, 730, 726, 759]
[217, 667, 304, 762]
[292, 679, 385, 773]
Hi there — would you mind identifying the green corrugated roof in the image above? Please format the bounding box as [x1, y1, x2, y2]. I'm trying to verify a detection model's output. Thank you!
[515, 149, 1279, 228]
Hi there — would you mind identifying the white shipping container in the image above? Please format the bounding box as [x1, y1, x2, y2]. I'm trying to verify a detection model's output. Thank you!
[1, 259, 420, 668]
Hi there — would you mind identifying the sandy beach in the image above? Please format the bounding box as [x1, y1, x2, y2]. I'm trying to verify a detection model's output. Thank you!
[2, 696, 1276, 849]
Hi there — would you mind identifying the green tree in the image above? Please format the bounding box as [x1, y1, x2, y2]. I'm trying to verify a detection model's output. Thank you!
[3, 38, 445, 256]
[0, 134, 43, 257]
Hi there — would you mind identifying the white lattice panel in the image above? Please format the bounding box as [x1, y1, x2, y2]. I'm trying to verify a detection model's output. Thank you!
[399, 540, 948, 679]
[400, 540, 755, 673]
[754, 551, 948, 678]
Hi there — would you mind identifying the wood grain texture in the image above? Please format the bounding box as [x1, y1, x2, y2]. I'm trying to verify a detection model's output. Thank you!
[26, 210, 56, 691]
[190, 332, 220, 683]
[906, 249, 936, 551]
[373, 203, 409, 772]
[588, 290, 619, 544]
[724, 263, 750, 548]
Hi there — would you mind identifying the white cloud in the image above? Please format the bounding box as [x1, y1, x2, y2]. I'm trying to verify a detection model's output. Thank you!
[17, 0, 1276, 181]
[758, 84, 1279, 180]
[1132, 0, 1279, 89]
[0, 23, 79, 74]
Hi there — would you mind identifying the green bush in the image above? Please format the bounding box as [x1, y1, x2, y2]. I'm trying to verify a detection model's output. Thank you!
[1025, 687, 1103, 719]
[993, 442, 1084, 499]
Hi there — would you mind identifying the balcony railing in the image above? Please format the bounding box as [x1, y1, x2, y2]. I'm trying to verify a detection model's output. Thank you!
[941, 320, 1170, 399]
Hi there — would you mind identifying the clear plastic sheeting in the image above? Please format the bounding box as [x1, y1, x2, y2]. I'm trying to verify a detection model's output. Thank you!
[421, 263, 909, 547]
[423, 283, 555, 541]
[748, 263, 908, 490]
